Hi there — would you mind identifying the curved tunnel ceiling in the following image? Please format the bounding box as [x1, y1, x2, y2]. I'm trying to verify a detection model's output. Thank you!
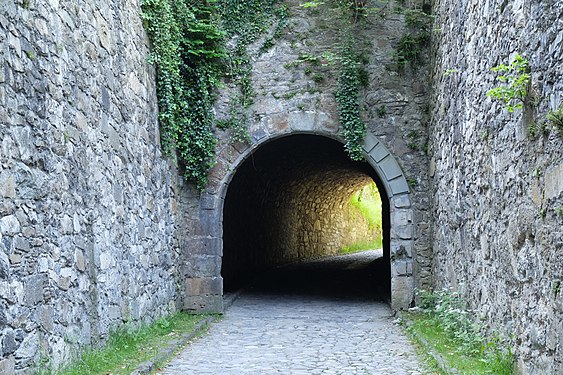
[222, 135, 390, 291]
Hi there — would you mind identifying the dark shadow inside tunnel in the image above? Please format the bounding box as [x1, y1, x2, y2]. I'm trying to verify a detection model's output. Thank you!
[222, 135, 391, 301]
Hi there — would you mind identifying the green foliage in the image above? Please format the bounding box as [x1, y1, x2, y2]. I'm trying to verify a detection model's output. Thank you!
[341, 239, 382, 254]
[300, 1, 325, 8]
[38, 313, 212, 375]
[142, 0, 286, 190]
[553, 280, 561, 297]
[343, 182, 382, 254]
[395, 32, 430, 66]
[394, 6, 431, 67]
[403, 8, 433, 28]
[141, 0, 225, 190]
[349, 182, 382, 231]
[414, 289, 515, 373]
[487, 54, 530, 113]
[376, 105, 387, 118]
[406, 129, 420, 150]
[336, 31, 367, 160]
[443, 68, 458, 77]
[546, 104, 563, 133]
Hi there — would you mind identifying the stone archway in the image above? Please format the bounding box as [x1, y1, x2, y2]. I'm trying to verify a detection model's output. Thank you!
[183, 126, 414, 312]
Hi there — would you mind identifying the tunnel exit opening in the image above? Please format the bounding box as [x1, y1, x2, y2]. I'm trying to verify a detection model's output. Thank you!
[221, 135, 391, 301]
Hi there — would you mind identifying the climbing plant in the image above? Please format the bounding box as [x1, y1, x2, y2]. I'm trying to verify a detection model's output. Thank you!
[141, 0, 286, 190]
[141, 0, 226, 190]
[329, 0, 371, 161]
[335, 30, 366, 160]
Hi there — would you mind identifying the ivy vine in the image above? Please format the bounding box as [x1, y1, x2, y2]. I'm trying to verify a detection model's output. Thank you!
[141, 0, 286, 190]
[333, 0, 370, 161]
[335, 30, 366, 160]
[141, 0, 225, 190]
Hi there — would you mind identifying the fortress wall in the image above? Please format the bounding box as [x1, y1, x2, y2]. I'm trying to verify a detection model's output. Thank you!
[429, 0, 563, 372]
[0, 1, 181, 372]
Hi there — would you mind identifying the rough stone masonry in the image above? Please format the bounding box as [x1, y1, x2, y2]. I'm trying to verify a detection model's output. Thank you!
[0, 0, 562, 374]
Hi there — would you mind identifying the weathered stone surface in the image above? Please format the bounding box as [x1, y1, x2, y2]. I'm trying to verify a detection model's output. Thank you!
[2, 330, 18, 355]
[0, 0, 180, 370]
[430, 0, 563, 372]
[0, 216, 20, 236]
[185, 277, 223, 296]
[545, 163, 563, 199]
[0, 173, 16, 198]
[184, 295, 223, 313]
[0, 356, 15, 375]
[391, 276, 414, 310]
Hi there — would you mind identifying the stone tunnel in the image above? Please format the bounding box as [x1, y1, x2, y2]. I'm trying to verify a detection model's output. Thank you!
[183, 130, 415, 313]
[221, 135, 391, 294]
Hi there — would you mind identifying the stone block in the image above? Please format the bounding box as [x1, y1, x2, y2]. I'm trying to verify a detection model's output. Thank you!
[185, 277, 223, 296]
[182, 237, 222, 256]
[183, 255, 221, 278]
[390, 240, 413, 259]
[184, 295, 223, 313]
[0, 215, 20, 236]
[24, 275, 45, 305]
[391, 275, 414, 310]
[389, 177, 409, 196]
[265, 113, 289, 134]
[0, 356, 15, 375]
[200, 193, 219, 210]
[0, 173, 16, 198]
[545, 163, 563, 199]
[391, 259, 413, 276]
[196, 209, 222, 237]
[75, 249, 86, 272]
[2, 329, 19, 355]
[393, 224, 413, 240]
[379, 156, 403, 180]
[250, 127, 268, 143]
[368, 143, 389, 163]
[392, 194, 411, 208]
[362, 132, 379, 153]
[13, 236, 29, 252]
[289, 111, 316, 131]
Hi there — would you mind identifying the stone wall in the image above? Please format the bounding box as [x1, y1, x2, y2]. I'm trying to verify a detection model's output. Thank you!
[0, 0, 180, 372]
[429, 0, 563, 372]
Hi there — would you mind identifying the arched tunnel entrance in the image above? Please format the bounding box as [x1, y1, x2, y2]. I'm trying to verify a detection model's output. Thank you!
[222, 135, 391, 301]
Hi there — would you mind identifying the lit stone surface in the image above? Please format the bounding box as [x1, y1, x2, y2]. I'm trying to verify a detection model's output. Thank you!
[430, 0, 563, 373]
[0, 0, 180, 370]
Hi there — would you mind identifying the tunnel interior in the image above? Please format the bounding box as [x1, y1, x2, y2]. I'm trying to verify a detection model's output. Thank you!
[222, 135, 391, 300]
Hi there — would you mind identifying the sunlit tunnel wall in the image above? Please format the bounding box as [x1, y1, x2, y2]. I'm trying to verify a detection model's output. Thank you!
[222, 135, 385, 290]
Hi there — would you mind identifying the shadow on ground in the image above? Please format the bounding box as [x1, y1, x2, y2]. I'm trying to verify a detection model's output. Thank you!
[244, 250, 390, 302]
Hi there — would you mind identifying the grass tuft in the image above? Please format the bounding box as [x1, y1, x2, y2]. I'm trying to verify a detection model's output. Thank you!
[403, 290, 515, 374]
[38, 313, 214, 375]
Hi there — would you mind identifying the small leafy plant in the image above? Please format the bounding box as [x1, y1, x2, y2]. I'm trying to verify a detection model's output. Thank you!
[546, 104, 563, 133]
[487, 54, 530, 113]
[412, 289, 515, 374]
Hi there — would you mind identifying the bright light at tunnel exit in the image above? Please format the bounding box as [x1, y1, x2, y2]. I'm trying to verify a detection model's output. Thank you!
[341, 181, 383, 254]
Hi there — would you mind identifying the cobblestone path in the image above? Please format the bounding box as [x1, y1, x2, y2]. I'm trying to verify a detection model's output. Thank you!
[160, 251, 424, 375]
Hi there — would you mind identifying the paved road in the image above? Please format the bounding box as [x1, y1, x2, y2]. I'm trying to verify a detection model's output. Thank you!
[160, 251, 424, 375]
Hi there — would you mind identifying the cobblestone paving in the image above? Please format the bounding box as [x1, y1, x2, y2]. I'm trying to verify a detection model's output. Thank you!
[161, 252, 424, 375]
